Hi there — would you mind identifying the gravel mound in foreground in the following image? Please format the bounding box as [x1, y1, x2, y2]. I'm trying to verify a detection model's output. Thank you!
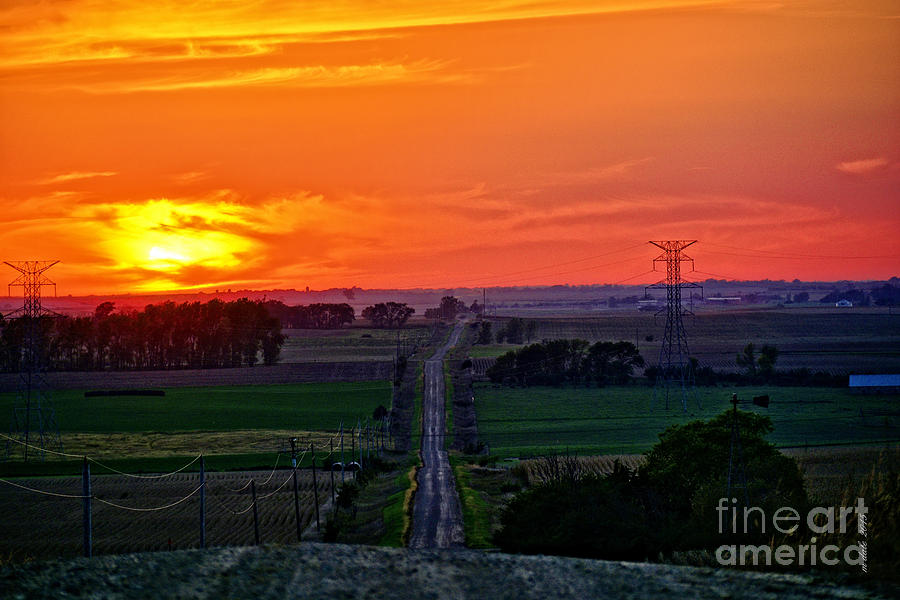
[1, 543, 892, 600]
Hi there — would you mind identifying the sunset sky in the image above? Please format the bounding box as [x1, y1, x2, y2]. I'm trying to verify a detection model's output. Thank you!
[1, 0, 897, 295]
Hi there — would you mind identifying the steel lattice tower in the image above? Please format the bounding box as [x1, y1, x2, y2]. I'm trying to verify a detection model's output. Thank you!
[646, 241, 702, 412]
[4, 260, 63, 461]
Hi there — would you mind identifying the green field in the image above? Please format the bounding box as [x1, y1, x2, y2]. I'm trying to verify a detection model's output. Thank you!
[474, 383, 900, 457]
[0, 381, 391, 475]
[0, 381, 391, 434]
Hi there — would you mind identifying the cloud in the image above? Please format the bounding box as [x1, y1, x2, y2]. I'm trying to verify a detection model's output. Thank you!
[170, 171, 212, 185]
[30, 60, 465, 93]
[835, 157, 891, 175]
[0, 0, 736, 73]
[37, 171, 117, 185]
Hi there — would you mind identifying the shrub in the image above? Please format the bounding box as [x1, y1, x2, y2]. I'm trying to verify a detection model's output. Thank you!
[494, 409, 807, 560]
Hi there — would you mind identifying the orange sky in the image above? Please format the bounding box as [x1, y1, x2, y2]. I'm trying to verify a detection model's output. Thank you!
[1, 0, 898, 294]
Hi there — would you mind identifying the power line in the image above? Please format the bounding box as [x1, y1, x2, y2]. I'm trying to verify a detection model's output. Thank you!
[702, 242, 896, 261]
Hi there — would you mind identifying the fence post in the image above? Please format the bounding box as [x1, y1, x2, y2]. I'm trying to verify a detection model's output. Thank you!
[340, 421, 345, 484]
[310, 443, 320, 532]
[330, 439, 335, 508]
[82, 457, 92, 558]
[292, 465, 301, 542]
[251, 480, 260, 545]
[200, 455, 206, 549]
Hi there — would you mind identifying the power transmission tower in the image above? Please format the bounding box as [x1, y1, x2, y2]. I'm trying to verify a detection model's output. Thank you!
[645, 241, 702, 412]
[3, 260, 64, 461]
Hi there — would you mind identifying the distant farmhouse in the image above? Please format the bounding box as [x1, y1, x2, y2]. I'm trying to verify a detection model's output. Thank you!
[849, 374, 900, 394]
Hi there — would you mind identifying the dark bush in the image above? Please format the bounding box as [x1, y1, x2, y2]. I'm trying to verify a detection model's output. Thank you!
[494, 410, 807, 560]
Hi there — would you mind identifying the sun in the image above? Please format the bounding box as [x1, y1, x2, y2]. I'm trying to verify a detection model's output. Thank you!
[88, 199, 256, 289]
[148, 245, 189, 267]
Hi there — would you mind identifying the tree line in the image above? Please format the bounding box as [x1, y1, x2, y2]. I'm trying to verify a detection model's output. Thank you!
[818, 283, 900, 307]
[0, 299, 285, 371]
[487, 339, 645, 387]
[262, 300, 355, 329]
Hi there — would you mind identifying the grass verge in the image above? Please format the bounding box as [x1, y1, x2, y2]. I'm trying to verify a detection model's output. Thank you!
[379, 461, 418, 547]
[450, 456, 496, 549]
[411, 363, 424, 451]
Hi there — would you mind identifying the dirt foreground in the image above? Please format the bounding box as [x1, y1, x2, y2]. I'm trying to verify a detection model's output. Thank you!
[1, 543, 893, 600]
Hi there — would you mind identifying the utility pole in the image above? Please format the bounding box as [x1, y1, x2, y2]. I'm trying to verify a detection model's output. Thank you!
[3, 260, 64, 461]
[645, 241, 702, 412]
[726, 394, 749, 507]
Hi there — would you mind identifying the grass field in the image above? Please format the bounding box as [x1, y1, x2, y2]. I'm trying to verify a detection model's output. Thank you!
[280, 326, 431, 363]
[0, 381, 391, 475]
[0, 381, 391, 435]
[474, 383, 900, 458]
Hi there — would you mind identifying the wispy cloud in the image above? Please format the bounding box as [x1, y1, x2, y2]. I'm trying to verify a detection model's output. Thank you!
[0, 0, 736, 73]
[65, 60, 464, 93]
[170, 171, 212, 185]
[835, 157, 891, 175]
[37, 171, 117, 185]
[540, 158, 655, 185]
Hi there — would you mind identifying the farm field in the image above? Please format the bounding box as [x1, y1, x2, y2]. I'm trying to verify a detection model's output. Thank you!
[0, 468, 334, 562]
[474, 383, 900, 458]
[0, 381, 391, 475]
[477, 307, 900, 374]
[279, 325, 432, 363]
[0, 381, 391, 435]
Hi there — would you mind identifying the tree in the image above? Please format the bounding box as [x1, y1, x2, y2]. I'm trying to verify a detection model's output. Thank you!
[525, 320, 537, 342]
[439, 296, 466, 320]
[585, 341, 644, 386]
[361, 302, 415, 328]
[495, 317, 525, 344]
[735, 343, 757, 377]
[486, 338, 599, 386]
[871, 284, 900, 306]
[756, 344, 779, 377]
[494, 410, 807, 559]
[641, 409, 806, 545]
[819, 288, 869, 306]
[736, 343, 778, 380]
[372, 405, 388, 421]
[475, 321, 492, 345]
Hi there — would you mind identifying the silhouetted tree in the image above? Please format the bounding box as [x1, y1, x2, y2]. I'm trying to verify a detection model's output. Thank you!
[362, 302, 415, 328]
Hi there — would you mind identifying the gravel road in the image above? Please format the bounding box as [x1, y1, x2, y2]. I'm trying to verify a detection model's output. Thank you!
[409, 321, 465, 549]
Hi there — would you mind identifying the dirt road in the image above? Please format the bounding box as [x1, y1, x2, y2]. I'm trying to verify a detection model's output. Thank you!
[409, 321, 465, 549]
